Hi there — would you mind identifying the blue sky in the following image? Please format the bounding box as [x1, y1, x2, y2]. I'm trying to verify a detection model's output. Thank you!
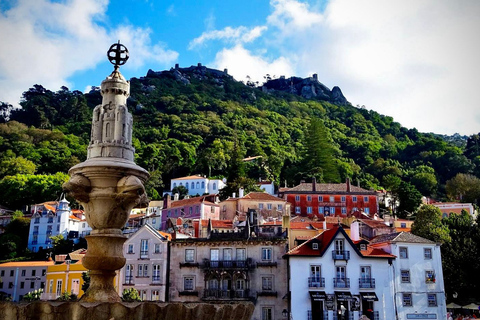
[0, 0, 479, 135]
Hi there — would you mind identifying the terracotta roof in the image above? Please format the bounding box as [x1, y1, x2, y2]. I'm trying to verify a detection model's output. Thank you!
[359, 219, 391, 228]
[360, 247, 396, 258]
[281, 182, 375, 194]
[157, 230, 172, 240]
[0, 261, 54, 267]
[257, 181, 273, 185]
[242, 192, 283, 201]
[69, 215, 81, 221]
[43, 203, 57, 212]
[286, 227, 339, 256]
[290, 222, 326, 230]
[200, 220, 233, 228]
[370, 232, 436, 244]
[262, 220, 282, 226]
[173, 175, 205, 180]
[169, 195, 216, 208]
[128, 214, 145, 219]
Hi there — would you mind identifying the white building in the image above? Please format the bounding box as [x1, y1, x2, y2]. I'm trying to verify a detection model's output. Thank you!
[285, 223, 396, 320]
[169, 175, 226, 196]
[370, 232, 447, 320]
[117, 224, 170, 301]
[0, 260, 54, 301]
[257, 180, 275, 195]
[27, 197, 88, 252]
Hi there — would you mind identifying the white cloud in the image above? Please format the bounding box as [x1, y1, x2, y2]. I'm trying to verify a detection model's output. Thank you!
[0, 0, 178, 106]
[208, 0, 480, 135]
[212, 44, 294, 84]
[189, 26, 268, 49]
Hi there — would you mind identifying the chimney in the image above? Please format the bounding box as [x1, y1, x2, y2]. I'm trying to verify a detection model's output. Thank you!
[239, 188, 244, 198]
[312, 177, 316, 192]
[174, 193, 179, 201]
[350, 221, 360, 241]
[346, 178, 351, 193]
[175, 63, 179, 69]
[163, 193, 171, 209]
[224, 68, 228, 74]
[232, 192, 236, 198]
[313, 73, 318, 81]
[323, 220, 327, 230]
[197, 63, 202, 67]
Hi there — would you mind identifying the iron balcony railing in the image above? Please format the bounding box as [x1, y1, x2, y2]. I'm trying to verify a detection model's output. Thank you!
[359, 278, 376, 289]
[332, 250, 350, 260]
[152, 276, 161, 284]
[140, 250, 149, 259]
[203, 289, 251, 299]
[333, 277, 350, 288]
[203, 258, 254, 269]
[308, 277, 325, 288]
[124, 276, 134, 285]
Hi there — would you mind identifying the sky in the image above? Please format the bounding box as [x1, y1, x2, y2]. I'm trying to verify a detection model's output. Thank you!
[0, 0, 479, 136]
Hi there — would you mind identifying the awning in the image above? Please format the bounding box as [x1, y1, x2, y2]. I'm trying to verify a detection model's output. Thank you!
[335, 291, 352, 301]
[360, 292, 379, 301]
[309, 291, 327, 301]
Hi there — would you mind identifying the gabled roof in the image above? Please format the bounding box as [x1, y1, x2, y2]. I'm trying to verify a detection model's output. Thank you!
[359, 219, 391, 228]
[200, 219, 233, 228]
[370, 231, 436, 244]
[172, 175, 206, 180]
[168, 195, 218, 208]
[285, 226, 393, 259]
[241, 192, 283, 201]
[290, 221, 326, 230]
[281, 182, 375, 194]
[262, 220, 282, 226]
[69, 215, 81, 221]
[0, 261, 54, 268]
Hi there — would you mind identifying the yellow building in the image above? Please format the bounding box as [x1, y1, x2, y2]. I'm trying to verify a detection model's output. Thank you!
[42, 250, 88, 300]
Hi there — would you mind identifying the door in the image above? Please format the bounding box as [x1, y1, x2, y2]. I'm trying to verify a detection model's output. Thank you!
[336, 266, 346, 287]
[310, 265, 321, 287]
[71, 279, 80, 295]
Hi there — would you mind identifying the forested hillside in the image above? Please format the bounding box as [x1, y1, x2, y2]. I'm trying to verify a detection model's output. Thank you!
[1, 65, 479, 214]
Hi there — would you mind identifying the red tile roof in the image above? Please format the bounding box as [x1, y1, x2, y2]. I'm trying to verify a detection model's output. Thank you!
[262, 220, 282, 226]
[359, 219, 391, 228]
[169, 195, 218, 208]
[200, 220, 233, 228]
[361, 247, 395, 258]
[242, 192, 283, 201]
[69, 215, 81, 221]
[281, 182, 375, 194]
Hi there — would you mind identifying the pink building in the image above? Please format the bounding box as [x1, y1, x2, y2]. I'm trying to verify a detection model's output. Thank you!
[161, 194, 219, 230]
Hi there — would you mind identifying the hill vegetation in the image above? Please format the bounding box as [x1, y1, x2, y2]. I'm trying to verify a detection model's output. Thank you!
[0, 65, 479, 216]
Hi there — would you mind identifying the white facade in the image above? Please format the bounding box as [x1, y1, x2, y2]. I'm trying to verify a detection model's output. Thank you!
[27, 198, 85, 252]
[170, 175, 226, 196]
[257, 181, 275, 195]
[287, 227, 395, 320]
[0, 261, 53, 301]
[117, 224, 169, 301]
[371, 234, 447, 320]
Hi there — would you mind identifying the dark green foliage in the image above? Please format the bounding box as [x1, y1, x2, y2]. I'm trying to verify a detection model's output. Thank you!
[396, 181, 422, 218]
[411, 205, 450, 244]
[0, 216, 30, 260]
[81, 271, 90, 292]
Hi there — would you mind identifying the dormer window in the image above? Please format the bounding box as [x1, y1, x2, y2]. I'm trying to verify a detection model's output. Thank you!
[312, 243, 319, 250]
[360, 244, 367, 251]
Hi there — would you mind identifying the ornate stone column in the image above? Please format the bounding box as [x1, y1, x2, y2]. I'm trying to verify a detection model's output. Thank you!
[63, 42, 149, 302]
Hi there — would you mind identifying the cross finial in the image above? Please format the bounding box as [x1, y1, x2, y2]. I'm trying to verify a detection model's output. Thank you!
[107, 40, 129, 71]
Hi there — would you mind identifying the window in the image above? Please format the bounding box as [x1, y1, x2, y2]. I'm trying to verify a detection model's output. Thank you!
[401, 222, 407, 228]
[48, 217, 53, 223]
[10, 270, 14, 276]
[360, 266, 371, 280]
[236, 248, 246, 261]
[352, 196, 357, 202]
[138, 264, 143, 277]
[57, 216, 61, 222]
[295, 207, 301, 214]
[191, 182, 194, 189]
[307, 207, 312, 214]
[318, 196, 323, 202]
[277, 204, 282, 211]
[427, 294, 437, 307]
[72, 279, 80, 295]
[151, 290, 160, 301]
[262, 307, 273, 320]
[32, 270, 36, 276]
[21, 270, 26, 276]
[8, 282, 13, 289]
[56, 280, 63, 296]
[127, 244, 134, 254]
[262, 276, 273, 291]
[330, 207, 335, 214]
[341, 207, 347, 214]
[42, 269, 46, 276]
[153, 264, 161, 282]
[312, 243, 319, 250]
[424, 248, 432, 260]
[49, 280, 53, 293]
[154, 243, 161, 254]
[196, 182, 200, 188]
[262, 248, 272, 261]
[210, 249, 219, 267]
[267, 203, 272, 210]
[139, 290, 147, 301]
[401, 270, 410, 283]
[334, 239, 344, 253]
[318, 207, 324, 214]
[152, 218, 156, 224]
[34, 217, 40, 224]
[307, 195, 312, 201]
[364, 208, 370, 214]
[141, 239, 148, 258]
[0, 270, 4, 277]
[184, 276, 194, 290]
[143, 264, 149, 277]
[360, 244, 367, 251]
[329, 196, 335, 202]
[213, 183, 217, 190]
[201, 181, 205, 189]
[399, 247, 408, 259]
[425, 270, 435, 283]
[30, 281, 34, 289]
[341, 196, 346, 202]
[223, 248, 232, 261]
[20, 282, 24, 289]
[259, 203, 264, 209]
[402, 293, 412, 307]
[364, 196, 369, 202]
[0, 282, 3, 289]
[185, 249, 195, 262]
[295, 195, 300, 202]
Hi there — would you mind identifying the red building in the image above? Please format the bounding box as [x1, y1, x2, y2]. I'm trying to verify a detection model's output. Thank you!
[279, 178, 378, 218]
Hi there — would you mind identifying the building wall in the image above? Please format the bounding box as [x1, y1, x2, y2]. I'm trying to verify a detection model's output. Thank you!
[289, 234, 395, 320]
[0, 261, 53, 301]
[43, 262, 87, 300]
[117, 226, 169, 301]
[171, 178, 208, 196]
[169, 238, 288, 320]
[285, 193, 378, 217]
[391, 242, 447, 320]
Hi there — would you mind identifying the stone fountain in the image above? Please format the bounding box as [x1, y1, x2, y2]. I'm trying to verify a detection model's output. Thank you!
[63, 41, 149, 302]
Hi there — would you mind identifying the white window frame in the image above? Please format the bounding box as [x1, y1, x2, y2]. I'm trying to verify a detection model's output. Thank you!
[403, 293, 413, 307]
[185, 249, 195, 262]
[295, 195, 300, 202]
[307, 206, 312, 214]
[184, 276, 195, 291]
[262, 276, 273, 291]
[318, 196, 323, 202]
[261, 247, 272, 261]
[399, 247, 408, 259]
[295, 206, 301, 214]
[262, 307, 273, 320]
[424, 248, 432, 260]
[427, 293, 437, 307]
[401, 269, 410, 283]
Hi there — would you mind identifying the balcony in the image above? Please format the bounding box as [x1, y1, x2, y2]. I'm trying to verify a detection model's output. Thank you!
[202, 289, 252, 300]
[33, 231, 39, 235]
[203, 258, 254, 270]
[307, 311, 328, 320]
[180, 261, 200, 268]
[257, 290, 277, 297]
[124, 276, 134, 285]
[308, 277, 325, 288]
[333, 277, 350, 288]
[151, 276, 161, 284]
[140, 250, 149, 260]
[359, 278, 376, 289]
[332, 250, 350, 260]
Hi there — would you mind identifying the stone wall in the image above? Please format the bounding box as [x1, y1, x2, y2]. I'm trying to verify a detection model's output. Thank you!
[0, 301, 254, 320]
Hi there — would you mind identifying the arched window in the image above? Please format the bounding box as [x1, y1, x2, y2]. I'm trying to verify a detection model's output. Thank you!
[173, 183, 177, 188]
[196, 182, 200, 188]
[105, 123, 110, 137]
[201, 181, 205, 189]
[191, 182, 195, 189]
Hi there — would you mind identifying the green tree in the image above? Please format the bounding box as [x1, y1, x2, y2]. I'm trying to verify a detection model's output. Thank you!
[304, 118, 340, 182]
[171, 185, 189, 198]
[219, 177, 261, 201]
[81, 271, 90, 292]
[122, 288, 142, 302]
[0, 156, 36, 178]
[446, 173, 480, 204]
[411, 205, 450, 244]
[50, 234, 74, 255]
[397, 181, 422, 218]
